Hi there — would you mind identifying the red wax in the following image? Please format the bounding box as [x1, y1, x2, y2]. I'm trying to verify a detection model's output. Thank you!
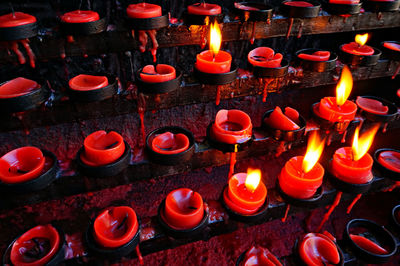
[299, 233, 341, 266]
[163, 188, 204, 229]
[264, 106, 300, 131]
[356, 96, 389, 115]
[0, 77, 40, 99]
[234, 3, 261, 11]
[81, 130, 125, 167]
[0, 12, 36, 28]
[151, 132, 189, 155]
[127, 3, 162, 19]
[10, 225, 60, 266]
[315, 97, 357, 122]
[279, 156, 324, 199]
[93, 206, 139, 248]
[248, 47, 283, 68]
[384, 42, 400, 52]
[350, 234, 388, 255]
[342, 42, 374, 56]
[298, 51, 331, 61]
[210, 109, 252, 144]
[0, 147, 45, 184]
[329, 0, 360, 4]
[378, 150, 400, 173]
[331, 147, 373, 184]
[140, 64, 176, 83]
[284, 107, 300, 124]
[69, 74, 109, 91]
[241, 245, 282, 266]
[195, 50, 232, 74]
[60, 10, 100, 23]
[187, 3, 222, 15]
[224, 173, 267, 215]
[284, 1, 314, 7]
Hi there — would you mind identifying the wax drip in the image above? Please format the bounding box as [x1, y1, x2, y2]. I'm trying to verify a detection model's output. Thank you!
[305, 209, 317, 232]
[377, 12, 382, 20]
[267, 18, 271, 25]
[346, 193, 362, 214]
[341, 130, 347, 143]
[67, 35, 75, 43]
[60, 45, 66, 59]
[286, 18, 294, 39]
[382, 122, 388, 133]
[383, 181, 400, 192]
[250, 22, 256, 44]
[200, 24, 208, 49]
[228, 150, 237, 179]
[215, 85, 221, 105]
[275, 141, 286, 157]
[20, 39, 35, 68]
[136, 245, 144, 265]
[137, 30, 159, 62]
[10, 41, 26, 64]
[327, 132, 332, 146]
[281, 204, 290, 222]
[138, 93, 146, 146]
[297, 21, 304, 38]
[392, 64, 400, 79]
[262, 78, 273, 102]
[317, 191, 342, 232]
[13, 112, 30, 135]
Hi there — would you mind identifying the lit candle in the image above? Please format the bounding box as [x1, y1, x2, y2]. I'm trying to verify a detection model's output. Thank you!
[69, 74, 109, 91]
[248, 47, 283, 68]
[314, 65, 357, 123]
[195, 21, 232, 74]
[140, 64, 176, 83]
[263, 106, 300, 131]
[0, 12, 36, 28]
[60, 10, 100, 23]
[151, 132, 190, 155]
[342, 33, 374, 56]
[299, 233, 341, 265]
[187, 3, 222, 15]
[331, 125, 379, 184]
[298, 51, 331, 61]
[356, 96, 389, 115]
[279, 131, 325, 199]
[126, 3, 162, 18]
[378, 150, 400, 173]
[210, 109, 252, 144]
[0, 77, 40, 98]
[223, 168, 267, 215]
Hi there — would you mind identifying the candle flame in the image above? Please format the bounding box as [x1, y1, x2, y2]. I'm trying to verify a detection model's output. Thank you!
[245, 168, 261, 193]
[302, 131, 325, 173]
[209, 21, 222, 57]
[355, 33, 369, 46]
[352, 124, 379, 161]
[336, 65, 353, 106]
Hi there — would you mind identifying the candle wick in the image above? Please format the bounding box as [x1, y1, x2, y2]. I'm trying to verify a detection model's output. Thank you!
[78, 0, 83, 10]
[9, 2, 15, 18]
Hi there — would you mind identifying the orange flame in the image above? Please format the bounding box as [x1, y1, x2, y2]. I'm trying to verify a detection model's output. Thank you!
[245, 168, 261, 193]
[352, 124, 379, 161]
[355, 33, 369, 46]
[336, 65, 353, 106]
[302, 131, 325, 173]
[209, 21, 222, 57]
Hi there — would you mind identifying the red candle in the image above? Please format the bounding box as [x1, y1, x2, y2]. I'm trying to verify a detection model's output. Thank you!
[0, 147, 45, 184]
[314, 66, 357, 122]
[187, 3, 222, 15]
[93, 206, 139, 248]
[248, 47, 283, 68]
[329, 0, 359, 4]
[81, 130, 125, 167]
[298, 51, 331, 61]
[210, 109, 252, 145]
[378, 150, 400, 173]
[224, 169, 267, 215]
[163, 188, 204, 229]
[10, 224, 60, 266]
[279, 131, 325, 199]
[151, 132, 190, 155]
[299, 233, 341, 266]
[127, 3, 162, 19]
[342, 34, 374, 56]
[234, 3, 261, 11]
[284, 1, 314, 7]
[0, 77, 40, 99]
[60, 10, 100, 23]
[331, 125, 379, 184]
[264, 106, 300, 131]
[195, 21, 232, 74]
[349, 234, 388, 255]
[140, 64, 176, 83]
[0, 12, 36, 28]
[241, 245, 282, 266]
[69, 74, 109, 91]
[356, 96, 389, 115]
[383, 42, 400, 52]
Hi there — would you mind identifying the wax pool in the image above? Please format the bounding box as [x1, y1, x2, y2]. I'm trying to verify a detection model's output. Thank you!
[356, 96, 389, 115]
[69, 74, 109, 91]
[60, 10, 100, 23]
[298, 51, 331, 61]
[284, 1, 314, 7]
[315, 97, 357, 122]
[0, 77, 39, 98]
[127, 3, 162, 19]
[329, 0, 360, 4]
[188, 3, 222, 15]
[264, 106, 300, 131]
[248, 47, 283, 68]
[350, 234, 388, 255]
[151, 132, 189, 155]
[383, 42, 400, 52]
[342, 42, 374, 56]
[378, 150, 400, 173]
[195, 50, 232, 74]
[140, 64, 176, 83]
[0, 12, 36, 28]
[299, 233, 341, 266]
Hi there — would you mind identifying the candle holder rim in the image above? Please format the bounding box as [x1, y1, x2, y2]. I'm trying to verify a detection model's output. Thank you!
[233, 2, 274, 22]
[125, 13, 169, 30]
[183, 11, 224, 25]
[136, 68, 182, 94]
[59, 16, 107, 36]
[0, 20, 38, 41]
[324, 1, 362, 15]
[235, 246, 284, 266]
[311, 102, 355, 132]
[68, 73, 118, 102]
[280, 0, 321, 18]
[391, 204, 400, 228]
[364, 0, 400, 12]
[373, 148, 400, 181]
[206, 122, 253, 153]
[281, 0, 322, 8]
[296, 48, 338, 63]
[276, 181, 324, 208]
[194, 63, 238, 85]
[354, 95, 398, 122]
[327, 163, 373, 194]
[251, 59, 290, 78]
[339, 44, 382, 66]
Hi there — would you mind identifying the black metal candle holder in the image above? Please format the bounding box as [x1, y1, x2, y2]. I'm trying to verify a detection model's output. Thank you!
[296, 49, 338, 72]
[157, 199, 209, 238]
[221, 185, 269, 223]
[68, 74, 118, 102]
[194, 64, 238, 85]
[373, 149, 400, 181]
[339, 45, 382, 66]
[261, 109, 306, 142]
[126, 14, 169, 30]
[76, 141, 131, 178]
[324, 1, 362, 15]
[0, 79, 49, 113]
[280, 1, 321, 18]
[145, 126, 195, 165]
[252, 60, 289, 78]
[0, 150, 58, 194]
[364, 0, 400, 12]
[277, 182, 324, 209]
[343, 219, 397, 264]
[356, 96, 398, 123]
[183, 12, 223, 25]
[137, 70, 182, 94]
[0, 20, 37, 41]
[85, 218, 141, 260]
[60, 17, 107, 36]
[234, 2, 273, 21]
[327, 165, 373, 194]
[311, 102, 354, 132]
[381, 41, 400, 61]
[206, 122, 253, 153]
[391, 205, 400, 231]
[2, 225, 66, 266]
